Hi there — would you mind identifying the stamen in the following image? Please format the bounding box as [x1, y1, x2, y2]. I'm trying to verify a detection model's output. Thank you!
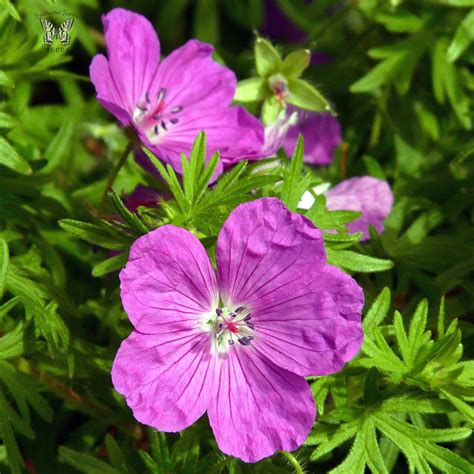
[235, 306, 245, 313]
[154, 125, 159, 135]
[170, 118, 179, 124]
[246, 322, 255, 330]
[136, 103, 148, 112]
[244, 314, 252, 321]
[157, 88, 167, 102]
[216, 308, 222, 316]
[161, 121, 168, 131]
[171, 106, 183, 114]
[238, 337, 252, 346]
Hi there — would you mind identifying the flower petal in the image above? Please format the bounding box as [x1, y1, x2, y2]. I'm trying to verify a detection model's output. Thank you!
[216, 198, 325, 308]
[89, 54, 132, 125]
[120, 225, 218, 333]
[325, 176, 394, 240]
[208, 349, 315, 463]
[112, 330, 215, 432]
[254, 264, 364, 377]
[284, 110, 341, 165]
[154, 39, 235, 114]
[151, 107, 264, 171]
[100, 8, 160, 114]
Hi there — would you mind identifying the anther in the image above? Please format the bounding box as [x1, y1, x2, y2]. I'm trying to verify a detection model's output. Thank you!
[136, 103, 147, 112]
[246, 322, 255, 330]
[238, 337, 252, 346]
[171, 106, 183, 114]
[244, 314, 252, 321]
[216, 308, 222, 316]
[235, 306, 245, 313]
[152, 114, 161, 120]
[161, 121, 168, 131]
[145, 91, 151, 103]
[157, 88, 167, 102]
[154, 125, 159, 135]
[170, 118, 179, 124]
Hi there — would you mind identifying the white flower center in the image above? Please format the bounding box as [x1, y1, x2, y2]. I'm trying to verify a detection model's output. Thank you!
[201, 305, 255, 354]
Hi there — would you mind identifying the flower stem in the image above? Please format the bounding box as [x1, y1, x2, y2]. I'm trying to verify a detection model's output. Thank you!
[279, 451, 304, 474]
[98, 142, 133, 215]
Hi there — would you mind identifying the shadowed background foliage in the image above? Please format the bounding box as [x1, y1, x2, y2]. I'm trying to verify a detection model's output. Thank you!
[0, 0, 473, 473]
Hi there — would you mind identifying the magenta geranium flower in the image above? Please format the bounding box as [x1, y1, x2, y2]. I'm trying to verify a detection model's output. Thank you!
[326, 176, 394, 240]
[90, 8, 264, 175]
[284, 108, 341, 165]
[112, 198, 364, 462]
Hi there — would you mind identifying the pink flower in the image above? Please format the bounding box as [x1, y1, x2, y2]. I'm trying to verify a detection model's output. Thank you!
[284, 108, 341, 165]
[90, 8, 264, 175]
[112, 198, 364, 462]
[325, 177, 394, 240]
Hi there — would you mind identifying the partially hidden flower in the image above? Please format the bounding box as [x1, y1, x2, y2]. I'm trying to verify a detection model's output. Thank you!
[90, 8, 264, 176]
[112, 198, 364, 462]
[299, 177, 394, 241]
[284, 107, 341, 165]
[124, 185, 162, 213]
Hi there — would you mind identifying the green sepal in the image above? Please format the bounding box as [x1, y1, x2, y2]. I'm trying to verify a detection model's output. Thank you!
[261, 96, 284, 125]
[281, 49, 311, 78]
[255, 37, 281, 77]
[234, 77, 267, 102]
[287, 78, 333, 113]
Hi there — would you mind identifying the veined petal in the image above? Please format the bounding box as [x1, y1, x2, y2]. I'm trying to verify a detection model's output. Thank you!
[325, 176, 394, 240]
[89, 54, 132, 125]
[254, 264, 364, 377]
[120, 225, 218, 334]
[112, 330, 215, 432]
[153, 107, 264, 170]
[154, 39, 235, 113]
[208, 348, 315, 463]
[100, 8, 160, 114]
[216, 198, 326, 308]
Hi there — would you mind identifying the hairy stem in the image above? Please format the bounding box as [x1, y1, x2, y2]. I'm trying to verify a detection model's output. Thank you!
[279, 451, 304, 474]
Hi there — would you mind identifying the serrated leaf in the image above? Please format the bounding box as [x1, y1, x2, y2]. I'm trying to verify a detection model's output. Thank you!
[58, 446, 118, 474]
[363, 287, 391, 332]
[326, 249, 394, 273]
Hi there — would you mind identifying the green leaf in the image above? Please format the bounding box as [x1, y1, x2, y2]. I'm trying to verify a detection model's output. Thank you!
[326, 249, 394, 273]
[280, 134, 306, 211]
[0, 137, 32, 175]
[92, 252, 128, 278]
[58, 446, 118, 474]
[234, 77, 267, 102]
[0, 238, 8, 300]
[447, 9, 474, 62]
[59, 220, 131, 250]
[255, 37, 281, 77]
[193, 0, 219, 44]
[105, 435, 133, 474]
[363, 287, 391, 332]
[287, 78, 331, 112]
[108, 189, 149, 235]
[0, 112, 19, 129]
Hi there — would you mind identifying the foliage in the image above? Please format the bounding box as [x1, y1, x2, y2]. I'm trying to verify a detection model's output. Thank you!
[0, 0, 473, 473]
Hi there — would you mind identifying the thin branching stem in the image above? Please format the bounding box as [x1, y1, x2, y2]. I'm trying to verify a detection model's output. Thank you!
[98, 141, 134, 216]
